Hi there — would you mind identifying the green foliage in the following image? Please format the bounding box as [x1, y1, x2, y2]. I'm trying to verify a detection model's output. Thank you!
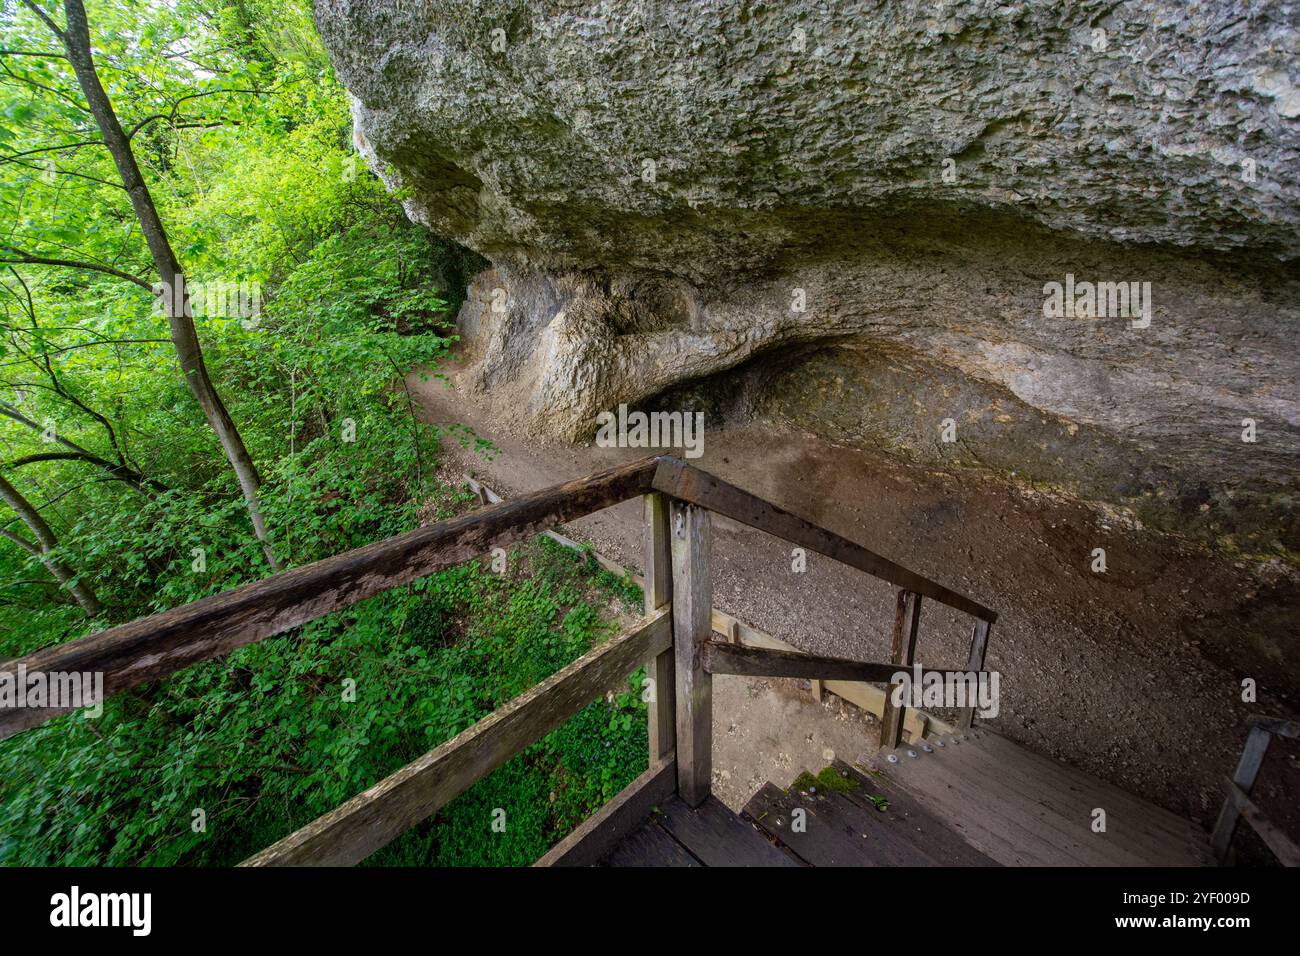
[791, 766, 861, 796]
[0, 1, 643, 867]
[0, 537, 648, 866]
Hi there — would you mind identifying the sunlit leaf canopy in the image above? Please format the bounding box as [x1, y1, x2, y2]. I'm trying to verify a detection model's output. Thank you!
[0, 0, 455, 637]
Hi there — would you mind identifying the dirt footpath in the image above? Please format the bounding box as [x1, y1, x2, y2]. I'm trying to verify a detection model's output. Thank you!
[411, 366, 1300, 834]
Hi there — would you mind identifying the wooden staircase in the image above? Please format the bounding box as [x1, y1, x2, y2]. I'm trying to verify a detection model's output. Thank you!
[594, 758, 1001, 867]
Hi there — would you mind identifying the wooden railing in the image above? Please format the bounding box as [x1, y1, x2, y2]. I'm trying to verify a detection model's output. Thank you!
[0, 454, 997, 865]
[1211, 715, 1300, 866]
[0, 457, 661, 738]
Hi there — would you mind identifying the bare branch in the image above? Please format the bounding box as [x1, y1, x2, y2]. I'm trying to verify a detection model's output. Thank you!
[0, 50, 67, 59]
[0, 139, 104, 163]
[3, 450, 164, 495]
[18, 0, 66, 43]
[0, 245, 154, 290]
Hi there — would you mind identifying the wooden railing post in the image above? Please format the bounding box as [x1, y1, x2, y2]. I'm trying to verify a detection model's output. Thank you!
[1211, 724, 1271, 863]
[643, 492, 675, 763]
[670, 498, 712, 807]
[956, 619, 991, 732]
[878, 590, 921, 750]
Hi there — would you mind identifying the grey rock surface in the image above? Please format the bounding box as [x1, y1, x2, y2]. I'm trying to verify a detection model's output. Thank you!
[317, 0, 1300, 545]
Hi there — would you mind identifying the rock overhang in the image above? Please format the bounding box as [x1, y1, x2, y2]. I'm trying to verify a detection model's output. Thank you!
[317, 0, 1300, 548]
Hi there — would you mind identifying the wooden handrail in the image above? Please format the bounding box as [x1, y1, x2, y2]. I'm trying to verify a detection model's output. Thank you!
[243, 607, 672, 866]
[473, 475, 969, 747]
[701, 641, 984, 685]
[1, 452, 1001, 866]
[1212, 716, 1299, 866]
[1, 454, 992, 741]
[650, 457, 997, 745]
[651, 458, 997, 623]
[0, 456, 660, 740]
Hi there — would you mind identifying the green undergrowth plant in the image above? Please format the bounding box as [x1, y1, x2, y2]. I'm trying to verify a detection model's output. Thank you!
[0, 535, 648, 866]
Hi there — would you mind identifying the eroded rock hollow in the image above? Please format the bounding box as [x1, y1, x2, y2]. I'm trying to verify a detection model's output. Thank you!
[316, 0, 1300, 546]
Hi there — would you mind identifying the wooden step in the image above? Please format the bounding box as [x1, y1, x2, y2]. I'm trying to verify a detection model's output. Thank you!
[657, 795, 802, 867]
[838, 754, 1040, 863]
[589, 731, 1212, 867]
[831, 760, 999, 866]
[874, 739, 1140, 865]
[600, 817, 701, 867]
[743, 768, 998, 866]
[933, 731, 1207, 859]
[972, 731, 1208, 848]
[598, 795, 801, 867]
[746, 782, 914, 866]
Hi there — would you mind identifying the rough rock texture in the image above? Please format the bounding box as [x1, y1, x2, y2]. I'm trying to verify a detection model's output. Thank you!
[316, 0, 1300, 545]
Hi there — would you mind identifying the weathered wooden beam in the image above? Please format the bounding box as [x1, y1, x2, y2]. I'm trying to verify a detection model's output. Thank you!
[243, 607, 672, 866]
[671, 499, 712, 808]
[643, 492, 676, 763]
[1248, 715, 1300, 739]
[652, 458, 996, 623]
[464, 468, 979, 746]
[702, 641, 963, 685]
[955, 619, 992, 732]
[534, 752, 677, 867]
[878, 590, 922, 750]
[1212, 724, 1272, 863]
[1220, 778, 1300, 867]
[711, 606, 943, 741]
[0, 456, 661, 740]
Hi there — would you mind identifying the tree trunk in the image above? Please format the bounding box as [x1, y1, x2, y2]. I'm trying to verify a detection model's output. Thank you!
[0, 474, 103, 617]
[53, 0, 281, 572]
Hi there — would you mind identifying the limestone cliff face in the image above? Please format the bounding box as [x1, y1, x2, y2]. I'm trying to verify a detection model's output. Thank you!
[316, 0, 1299, 546]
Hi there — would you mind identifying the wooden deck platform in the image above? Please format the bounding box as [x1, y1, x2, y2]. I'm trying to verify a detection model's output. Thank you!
[576, 730, 1212, 867]
[868, 729, 1213, 866]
